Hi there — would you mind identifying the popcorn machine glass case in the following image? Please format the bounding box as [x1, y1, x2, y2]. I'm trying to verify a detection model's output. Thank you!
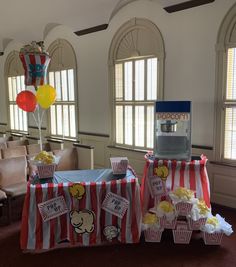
[154, 101, 191, 161]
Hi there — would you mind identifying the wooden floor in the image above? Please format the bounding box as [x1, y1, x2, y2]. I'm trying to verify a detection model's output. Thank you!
[0, 204, 235, 267]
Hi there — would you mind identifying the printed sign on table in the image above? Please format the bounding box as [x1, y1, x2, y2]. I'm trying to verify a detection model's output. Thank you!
[38, 196, 68, 222]
[102, 192, 129, 219]
[148, 176, 165, 198]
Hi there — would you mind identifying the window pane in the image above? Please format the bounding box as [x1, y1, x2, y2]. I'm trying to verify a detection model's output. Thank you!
[124, 62, 132, 100]
[135, 106, 144, 147]
[147, 58, 157, 100]
[8, 76, 27, 132]
[68, 69, 75, 101]
[10, 105, 14, 129]
[116, 105, 123, 144]
[69, 105, 76, 137]
[135, 60, 144, 100]
[14, 105, 19, 130]
[8, 77, 13, 101]
[16, 76, 21, 94]
[61, 70, 68, 101]
[226, 48, 236, 100]
[19, 108, 23, 130]
[20, 76, 25, 91]
[125, 106, 133, 145]
[55, 71, 61, 101]
[63, 105, 69, 136]
[115, 64, 123, 100]
[224, 107, 236, 159]
[49, 72, 55, 87]
[23, 111, 27, 131]
[147, 105, 154, 148]
[57, 105, 63, 135]
[12, 77, 17, 101]
[50, 105, 56, 135]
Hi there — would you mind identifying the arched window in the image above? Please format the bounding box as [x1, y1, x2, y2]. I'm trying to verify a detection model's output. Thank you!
[215, 3, 236, 163]
[5, 51, 27, 132]
[47, 39, 77, 139]
[109, 18, 165, 150]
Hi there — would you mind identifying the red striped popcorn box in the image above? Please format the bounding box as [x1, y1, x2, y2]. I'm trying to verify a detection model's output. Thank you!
[110, 157, 128, 175]
[172, 221, 192, 244]
[37, 163, 56, 179]
[175, 202, 193, 216]
[187, 217, 207, 231]
[144, 226, 164, 242]
[163, 216, 177, 229]
[203, 232, 223, 245]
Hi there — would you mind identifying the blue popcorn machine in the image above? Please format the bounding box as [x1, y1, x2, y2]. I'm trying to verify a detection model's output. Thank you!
[154, 101, 192, 161]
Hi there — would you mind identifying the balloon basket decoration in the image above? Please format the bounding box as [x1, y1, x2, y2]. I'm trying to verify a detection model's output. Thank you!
[16, 85, 56, 151]
[16, 41, 56, 150]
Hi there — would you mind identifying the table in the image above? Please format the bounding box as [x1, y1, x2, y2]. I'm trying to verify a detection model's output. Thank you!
[141, 154, 211, 215]
[20, 168, 141, 251]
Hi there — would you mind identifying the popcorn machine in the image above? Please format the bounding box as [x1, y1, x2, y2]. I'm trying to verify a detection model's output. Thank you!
[154, 101, 191, 161]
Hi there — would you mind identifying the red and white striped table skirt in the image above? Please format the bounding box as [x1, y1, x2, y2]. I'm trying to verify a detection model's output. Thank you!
[21, 177, 141, 251]
[141, 155, 211, 215]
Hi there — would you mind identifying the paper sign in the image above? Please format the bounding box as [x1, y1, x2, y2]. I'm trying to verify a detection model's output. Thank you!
[148, 176, 165, 197]
[102, 192, 129, 219]
[38, 196, 68, 222]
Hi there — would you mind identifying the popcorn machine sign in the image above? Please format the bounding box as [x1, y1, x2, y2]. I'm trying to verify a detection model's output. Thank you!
[157, 112, 190, 121]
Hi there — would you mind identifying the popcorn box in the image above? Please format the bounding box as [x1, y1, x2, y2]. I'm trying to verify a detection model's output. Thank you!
[175, 202, 193, 216]
[162, 216, 177, 229]
[187, 217, 207, 231]
[110, 157, 128, 175]
[203, 232, 223, 245]
[144, 226, 164, 242]
[37, 163, 56, 179]
[172, 221, 192, 244]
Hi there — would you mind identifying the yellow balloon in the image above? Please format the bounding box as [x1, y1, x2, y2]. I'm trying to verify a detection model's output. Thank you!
[36, 85, 56, 109]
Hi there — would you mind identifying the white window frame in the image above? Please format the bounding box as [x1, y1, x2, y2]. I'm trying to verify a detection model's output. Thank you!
[114, 56, 158, 150]
[108, 18, 165, 151]
[8, 75, 28, 132]
[5, 51, 28, 133]
[215, 3, 236, 165]
[47, 39, 78, 140]
[49, 69, 77, 139]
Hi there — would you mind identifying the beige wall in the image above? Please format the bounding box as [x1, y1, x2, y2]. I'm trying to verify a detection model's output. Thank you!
[0, 0, 234, 145]
[0, 0, 236, 207]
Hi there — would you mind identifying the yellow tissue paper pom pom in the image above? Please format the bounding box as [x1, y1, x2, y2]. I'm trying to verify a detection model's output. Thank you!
[158, 201, 175, 213]
[143, 213, 158, 225]
[34, 151, 54, 164]
[207, 216, 219, 227]
[69, 184, 85, 199]
[197, 199, 210, 215]
[154, 166, 169, 180]
[173, 187, 194, 200]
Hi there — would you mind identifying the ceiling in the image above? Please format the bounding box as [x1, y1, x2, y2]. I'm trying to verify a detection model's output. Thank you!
[0, 0, 210, 51]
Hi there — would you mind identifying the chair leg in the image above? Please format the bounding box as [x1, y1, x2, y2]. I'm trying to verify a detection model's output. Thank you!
[6, 196, 12, 224]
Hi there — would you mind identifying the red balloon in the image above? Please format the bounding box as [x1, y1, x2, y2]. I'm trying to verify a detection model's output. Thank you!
[16, 91, 37, 112]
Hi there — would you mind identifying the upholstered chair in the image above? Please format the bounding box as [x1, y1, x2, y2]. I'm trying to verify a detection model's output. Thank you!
[0, 156, 27, 224]
[2, 146, 27, 159]
[53, 148, 78, 171]
[26, 143, 51, 155]
[7, 139, 29, 148]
